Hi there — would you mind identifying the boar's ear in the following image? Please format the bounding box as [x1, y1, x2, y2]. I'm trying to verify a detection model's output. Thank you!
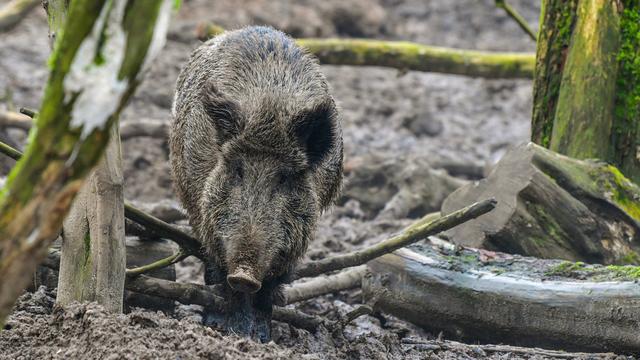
[201, 81, 243, 143]
[292, 101, 336, 167]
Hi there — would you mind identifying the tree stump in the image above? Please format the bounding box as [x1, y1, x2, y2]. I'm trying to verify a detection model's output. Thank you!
[442, 142, 640, 265]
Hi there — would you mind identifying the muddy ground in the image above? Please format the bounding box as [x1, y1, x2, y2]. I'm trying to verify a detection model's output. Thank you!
[0, 0, 626, 359]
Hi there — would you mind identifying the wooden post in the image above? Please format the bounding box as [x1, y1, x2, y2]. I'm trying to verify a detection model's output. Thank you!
[57, 125, 126, 312]
[0, 0, 172, 326]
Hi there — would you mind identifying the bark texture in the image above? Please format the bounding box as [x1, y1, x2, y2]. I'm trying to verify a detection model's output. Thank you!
[532, 1, 640, 184]
[0, 0, 172, 326]
[531, 0, 578, 146]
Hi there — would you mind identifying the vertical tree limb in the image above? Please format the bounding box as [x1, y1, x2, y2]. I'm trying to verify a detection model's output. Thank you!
[0, 0, 172, 326]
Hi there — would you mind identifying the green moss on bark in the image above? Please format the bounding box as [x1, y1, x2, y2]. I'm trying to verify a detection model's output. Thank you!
[612, 3, 640, 183]
[531, 0, 578, 147]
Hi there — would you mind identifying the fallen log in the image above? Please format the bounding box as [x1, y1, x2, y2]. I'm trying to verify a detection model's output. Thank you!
[196, 23, 535, 79]
[363, 242, 640, 354]
[442, 142, 640, 265]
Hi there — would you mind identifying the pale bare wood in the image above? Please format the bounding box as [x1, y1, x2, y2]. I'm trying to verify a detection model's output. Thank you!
[57, 125, 126, 313]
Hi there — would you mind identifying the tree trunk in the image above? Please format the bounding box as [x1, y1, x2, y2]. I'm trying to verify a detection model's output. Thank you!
[0, 0, 172, 326]
[442, 142, 640, 265]
[531, 1, 640, 183]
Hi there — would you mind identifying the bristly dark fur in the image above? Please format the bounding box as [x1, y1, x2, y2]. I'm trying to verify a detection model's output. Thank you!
[170, 26, 343, 297]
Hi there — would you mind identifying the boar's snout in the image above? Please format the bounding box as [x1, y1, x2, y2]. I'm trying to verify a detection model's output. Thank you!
[227, 266, 262, 293]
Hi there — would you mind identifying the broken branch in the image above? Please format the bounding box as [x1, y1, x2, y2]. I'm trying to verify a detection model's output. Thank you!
[285, 266, 366, 304]
[126, 249, 189, 277]
[294, 198, 497, 279]
[494, 0, 537, 41]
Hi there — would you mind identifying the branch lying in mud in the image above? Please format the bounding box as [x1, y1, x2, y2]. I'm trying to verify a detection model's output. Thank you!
[126, 275, 365, 333]
[124, 201, 203, 257]
[0, 0, 39, 32]
[285, 266, 367, 304]
[46, 249, 367, 332]
[494, 0, 537, 41]
[0, 141, 203, 258]
[125, 249, 189, 276]
[196, 23, 535, 79]
[294, 198, 496, 279]
[0, 110, 170, 140]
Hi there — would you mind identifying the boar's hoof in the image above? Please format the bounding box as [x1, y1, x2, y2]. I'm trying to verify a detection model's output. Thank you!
[227, 269, 261, 293]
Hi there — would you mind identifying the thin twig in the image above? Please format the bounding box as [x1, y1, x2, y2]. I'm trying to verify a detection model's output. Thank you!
[0, 140, 203, 258]
[272, 307, 326, 332]
[0, 140, 21, 160]
[294, 199, 497, 279]
[332, 305, 373, 334]
[126, 249, 189, 276]
[495, 0, 537, 41]
[18, 107, 36, 118]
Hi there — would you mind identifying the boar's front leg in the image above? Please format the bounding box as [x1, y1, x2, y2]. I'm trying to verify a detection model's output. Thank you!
[202, 260, 272, 342]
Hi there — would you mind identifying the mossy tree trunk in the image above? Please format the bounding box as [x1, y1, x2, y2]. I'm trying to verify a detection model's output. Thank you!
[0, 0, 172, 326]
[532, 1, 640, 183]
